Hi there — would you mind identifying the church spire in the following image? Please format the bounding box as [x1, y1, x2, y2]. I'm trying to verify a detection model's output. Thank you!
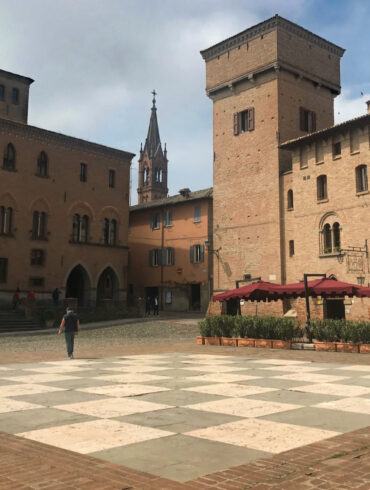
[144, 89, 162, 158]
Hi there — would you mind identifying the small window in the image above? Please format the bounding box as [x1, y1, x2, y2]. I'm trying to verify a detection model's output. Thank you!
[317, 175, 327, 201]
[356, 165, 368, 193]
[80, 163, 87, 182]
[0, 85, 5, 101]
[315, 141, 324, 164]
[163, 209, 173, 227]
[109, 219, 117, 245]
[150, 213, 160, 230]
[103, 218, 109, 244]
[149, 249, 160, 267]
[162, 247, 174, 266]
[30, 249, 45, 266]
[299, 107, 316, 132]
[29, 277, 44, 287]
[0, 258, 8, 283]
[190, 244, 204, 264]
[37, 151, 48, 177]
[332, 141, 341, 158]
[3, 143, 16, 170]
[287, 190, 294, 210]
[289, 240, 295, 257]
[194, 205, 201, 223]
[350, 129, 360, 153]
[234, 107, 255, 135]
[300, 146, 308, 168]
[109, 169, 115, 188]
[12, 88, 19, 104]
[144, 167, 150, 184]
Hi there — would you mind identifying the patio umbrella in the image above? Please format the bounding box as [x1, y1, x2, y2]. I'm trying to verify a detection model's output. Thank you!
[275, 278, 370, 298]
[212, 281, 282, 302]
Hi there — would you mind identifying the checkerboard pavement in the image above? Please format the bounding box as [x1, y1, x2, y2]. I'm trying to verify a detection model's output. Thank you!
[0, 354, 369, 484]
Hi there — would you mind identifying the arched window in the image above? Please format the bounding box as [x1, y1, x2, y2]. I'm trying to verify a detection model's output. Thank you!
[3, 143, 15, 170]
[287, 189, 294, 210]
[323, 223, 332, 253]
[103, 218, 110, 244]
[32, 211, 47, 240]
[144, 168, 150, 184]
[317, 175, 327, 201]
[0, 206, 12, 235]
[37, 151, 48, 177]
[72, 214, 80, 242]
[109, 219, 117, 245]
[356, 165, 368, 193]
[333, 222, 341, 251]
[80, 215, 89, 242]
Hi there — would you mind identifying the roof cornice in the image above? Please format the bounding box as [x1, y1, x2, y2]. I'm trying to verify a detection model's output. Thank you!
[200, 15, 345, 62]
[0, 117, 135, 161]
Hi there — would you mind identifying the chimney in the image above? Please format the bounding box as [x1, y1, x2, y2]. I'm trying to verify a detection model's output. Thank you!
[179, 188, 191, 198]
[366, 100, 370, 115]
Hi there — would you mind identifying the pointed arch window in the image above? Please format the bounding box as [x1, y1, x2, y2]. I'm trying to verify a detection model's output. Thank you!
[287, 189, 294, 210]
[321, 221, 341, 255]
[37, 151, 48, 177]
[3, 143, 16, 171]
[71, 214, 89, 243]
[144, 168, 150, 185]
[32, 211, 47, 240]
[102, 218, 118, 245]
[0, 206, 13, 235]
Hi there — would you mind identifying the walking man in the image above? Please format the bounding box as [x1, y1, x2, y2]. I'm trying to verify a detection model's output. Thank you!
[153, 296, 159, 315]
[58, 307, 79, 359]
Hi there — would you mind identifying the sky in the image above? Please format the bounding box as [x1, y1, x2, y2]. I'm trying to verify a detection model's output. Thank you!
[1, 0, 370, 204]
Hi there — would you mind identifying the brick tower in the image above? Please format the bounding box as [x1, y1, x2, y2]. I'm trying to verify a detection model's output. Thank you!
[201, 15, 344, 300]
[137, 91, 168, 203]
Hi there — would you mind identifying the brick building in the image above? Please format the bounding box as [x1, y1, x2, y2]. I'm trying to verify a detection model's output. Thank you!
[128, 96, 213, 312]
[201, 15, 369, 321]
[0, 69, 134, 307]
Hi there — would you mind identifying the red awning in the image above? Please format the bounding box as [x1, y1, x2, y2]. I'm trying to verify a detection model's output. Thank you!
[213, 278, 370, 302]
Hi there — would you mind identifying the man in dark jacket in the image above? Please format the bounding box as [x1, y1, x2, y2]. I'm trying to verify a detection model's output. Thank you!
[58, 307, 80, 359]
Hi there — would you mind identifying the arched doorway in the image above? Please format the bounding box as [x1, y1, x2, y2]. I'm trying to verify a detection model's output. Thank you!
[97, 267, 119, 303]
[65, 265, 91, 306]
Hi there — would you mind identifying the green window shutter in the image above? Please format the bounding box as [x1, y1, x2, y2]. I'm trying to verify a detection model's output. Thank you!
[190, 245, 194, 263]
[163, 211, 167, 227]
[248, 107, 255, 131]
[200, 244, 204, 263]
[150, 215, 154, 229]
[161, 248, 166, 266]
[168, 210, 172, 226]
[170, 247, 174, 265]
[149, 250, 153, 266]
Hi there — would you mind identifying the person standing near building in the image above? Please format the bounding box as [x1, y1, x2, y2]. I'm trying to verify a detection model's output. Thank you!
[12, 287, 20, 310]
[153, 296, 159, 315]
[58, 307, 79, 359]
[52, 288, 60, 306]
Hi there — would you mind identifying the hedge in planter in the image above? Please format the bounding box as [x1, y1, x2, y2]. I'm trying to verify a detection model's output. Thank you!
[199, 315, 297, 341]
[311, 319, 370, 344]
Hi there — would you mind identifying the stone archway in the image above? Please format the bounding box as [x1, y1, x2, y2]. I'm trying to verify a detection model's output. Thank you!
[65, 265, 91, 306]
[97, 267, 119, 303]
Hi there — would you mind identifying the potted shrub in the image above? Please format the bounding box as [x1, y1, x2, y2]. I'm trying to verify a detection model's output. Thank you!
[312, 320, 338, 351]
[336, 322, 359, 353]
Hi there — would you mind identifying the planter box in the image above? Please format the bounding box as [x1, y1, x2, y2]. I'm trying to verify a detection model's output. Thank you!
[196, 336, 204, 345]
[255, 339, 273, 348]
[314, 342, 336, 352]
[336, 342, 359, 353]
[359, 344, 370, 354]
[221, 337, 238, 347]
[238, 338, 255, 347]
[204, 337, 221, 346]
[272, 340, 292, 350]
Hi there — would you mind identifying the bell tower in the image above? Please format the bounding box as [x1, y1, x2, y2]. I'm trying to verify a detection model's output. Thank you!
[137, 91, 168, 203]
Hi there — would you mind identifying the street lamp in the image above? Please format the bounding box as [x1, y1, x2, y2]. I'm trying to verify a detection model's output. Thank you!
[204, 240, 221, 257]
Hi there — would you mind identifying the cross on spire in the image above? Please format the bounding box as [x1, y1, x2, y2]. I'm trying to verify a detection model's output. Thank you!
[151, 89, 157, 108]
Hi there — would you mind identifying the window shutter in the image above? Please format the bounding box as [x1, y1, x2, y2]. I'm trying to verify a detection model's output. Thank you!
[365, 166, 368, 191]
[233, 113, 239, 136]
[161, 248, 166, 266]
[248, 107, 255, 131]
[163, 211, 167, 227]
[190, 245, 194, 263]
[324, 176, 327, 199]
[311, 112, 316, 132]
[299, 107, 305, 131]
[200, 245, 204, 263]
[356, 167, 361, 192]
[170, 247, 174, 265]
[149, 250, 153, 266]
[150, 215, 154, 229]
[168, 210, 172, 226]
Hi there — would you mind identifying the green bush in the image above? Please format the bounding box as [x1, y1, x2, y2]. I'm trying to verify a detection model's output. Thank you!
[199, 315, 297, 341]
[311, 319, 370, 343]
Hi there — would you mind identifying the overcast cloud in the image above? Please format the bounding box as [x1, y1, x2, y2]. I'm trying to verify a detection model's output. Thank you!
[1, 0, 369, 204]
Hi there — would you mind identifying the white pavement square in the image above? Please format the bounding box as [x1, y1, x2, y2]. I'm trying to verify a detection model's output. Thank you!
[314, 397, 370, 415]
[182, 384, 278, 398]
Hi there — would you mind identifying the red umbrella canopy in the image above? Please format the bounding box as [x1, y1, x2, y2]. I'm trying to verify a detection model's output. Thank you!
[212, 281, 281, 302]
[274, 278, 368, 298]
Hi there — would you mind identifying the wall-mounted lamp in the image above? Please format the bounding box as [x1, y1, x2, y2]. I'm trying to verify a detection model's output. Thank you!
[204, 240, 221, 258]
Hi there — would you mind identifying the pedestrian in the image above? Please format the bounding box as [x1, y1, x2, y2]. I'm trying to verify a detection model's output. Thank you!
[145, 296, 151, 316]
[58, 307, 79, 359]
[153, 296, 159, 316]
[52, 288, 60, 306]
[27, 290, 35, 300]
[12, 287, 20, 310]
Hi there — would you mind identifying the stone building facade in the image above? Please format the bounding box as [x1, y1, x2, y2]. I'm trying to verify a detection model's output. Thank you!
[201, 15, 369, 321]
[0, 69, 134, 307]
